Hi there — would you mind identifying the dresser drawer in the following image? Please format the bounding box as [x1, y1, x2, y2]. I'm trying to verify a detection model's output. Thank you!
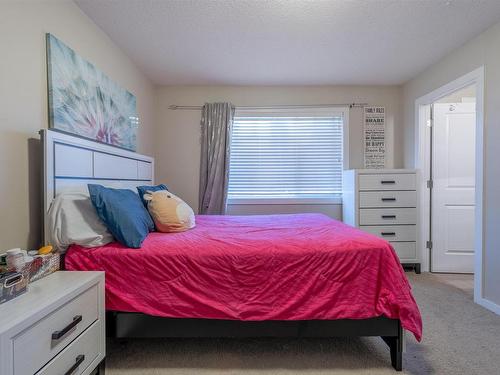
[359, 174, 416, 191]
[359, 191, 416, 208]
[36, 320, 101, 375]
[360, 225, 416, 242]
[13, 284, 99, 375]
[359, 208, 417, 225]
[391, 242, 417, 261]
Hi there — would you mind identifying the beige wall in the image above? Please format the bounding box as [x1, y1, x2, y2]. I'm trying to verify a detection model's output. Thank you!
[155, 85, 403, 219]
[403, 21, 500, 307]
[0, 1, 156, 250]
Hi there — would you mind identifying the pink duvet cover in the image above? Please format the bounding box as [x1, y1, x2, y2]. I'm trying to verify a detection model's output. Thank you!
[65, 214, 422, 340]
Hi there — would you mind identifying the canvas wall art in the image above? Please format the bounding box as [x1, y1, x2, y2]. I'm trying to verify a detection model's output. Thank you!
[46, 33, 138, 151]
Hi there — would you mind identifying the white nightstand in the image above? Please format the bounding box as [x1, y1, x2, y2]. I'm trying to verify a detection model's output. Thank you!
[0, 271, 105, 375]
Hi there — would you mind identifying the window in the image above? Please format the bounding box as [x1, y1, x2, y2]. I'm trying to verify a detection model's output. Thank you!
[228, 107, 348, 204]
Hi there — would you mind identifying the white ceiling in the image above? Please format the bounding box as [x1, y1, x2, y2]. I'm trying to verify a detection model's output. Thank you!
[75, 0, 500, 86]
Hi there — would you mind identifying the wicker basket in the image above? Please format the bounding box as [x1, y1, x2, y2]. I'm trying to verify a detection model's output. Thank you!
[29, 253, 60, 282]
[0, 267, 30, 305]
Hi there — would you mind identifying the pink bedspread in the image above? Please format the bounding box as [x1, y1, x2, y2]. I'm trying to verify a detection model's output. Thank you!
[65, 214, 422, 340]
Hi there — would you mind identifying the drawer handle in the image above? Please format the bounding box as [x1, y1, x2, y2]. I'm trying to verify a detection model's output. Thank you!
[64, 354, 85, 375]
[3, 273, 24, 288]
[380, 180, 396, 184]
[381, 197, 396, 202]
[381, 232, 396, 236]
[381, 215, 396, 219]
[52, 315, 82, 341]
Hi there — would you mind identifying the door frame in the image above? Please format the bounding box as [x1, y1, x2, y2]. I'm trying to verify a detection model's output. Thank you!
[415, 67, 484, 303]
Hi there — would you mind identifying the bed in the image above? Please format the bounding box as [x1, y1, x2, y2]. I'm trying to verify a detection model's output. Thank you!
[42, 129, 422, 371]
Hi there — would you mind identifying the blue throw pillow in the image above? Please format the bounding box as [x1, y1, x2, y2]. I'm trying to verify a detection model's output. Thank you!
[137, 184, 168, 206]
[88, 184, 155, 248]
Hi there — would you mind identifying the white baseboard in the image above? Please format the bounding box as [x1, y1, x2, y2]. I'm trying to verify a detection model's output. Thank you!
[475, 296, 500, 315]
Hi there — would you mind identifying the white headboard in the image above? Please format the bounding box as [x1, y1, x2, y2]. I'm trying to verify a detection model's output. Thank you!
[41, 129, 154, 242]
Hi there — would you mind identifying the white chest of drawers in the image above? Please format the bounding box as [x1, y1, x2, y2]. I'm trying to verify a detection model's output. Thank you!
[0, 271, 105, 375]
[342, 169, 420, 273]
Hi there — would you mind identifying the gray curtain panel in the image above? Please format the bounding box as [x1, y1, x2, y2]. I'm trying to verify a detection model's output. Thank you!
[199, 102, 235, 214]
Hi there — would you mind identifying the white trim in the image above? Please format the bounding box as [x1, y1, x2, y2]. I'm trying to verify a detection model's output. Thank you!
[414, 67, 491, 312]
[416, 104, 432, 271]
[476, 296, 500, 315]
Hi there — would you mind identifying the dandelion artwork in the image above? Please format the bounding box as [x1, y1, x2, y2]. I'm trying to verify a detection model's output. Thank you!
[46, 33, 138, 151]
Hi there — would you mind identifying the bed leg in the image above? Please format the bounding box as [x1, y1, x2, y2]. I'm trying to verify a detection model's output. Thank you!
[106, 311, 117, 338]
[91, 358, 105, 374]
[98, 358, 106, 374]
[390, 336, 403, 371]
[414, 263, 421, 274]
[382, 322, 403, 371]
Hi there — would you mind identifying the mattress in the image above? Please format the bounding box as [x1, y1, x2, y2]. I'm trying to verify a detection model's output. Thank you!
[65, 213, 422, 340]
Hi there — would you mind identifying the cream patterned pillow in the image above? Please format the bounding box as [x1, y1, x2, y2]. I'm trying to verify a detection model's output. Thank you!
[144, 190, 195, 233]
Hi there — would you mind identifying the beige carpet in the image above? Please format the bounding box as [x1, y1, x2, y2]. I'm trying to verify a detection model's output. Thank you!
[106, 273, 500, 374]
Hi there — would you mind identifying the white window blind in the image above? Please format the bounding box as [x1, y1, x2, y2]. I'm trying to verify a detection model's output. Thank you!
[228, 108, 346, 202]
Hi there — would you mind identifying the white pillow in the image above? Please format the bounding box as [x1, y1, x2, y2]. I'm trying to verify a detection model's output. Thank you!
[48, 192, 114, 252]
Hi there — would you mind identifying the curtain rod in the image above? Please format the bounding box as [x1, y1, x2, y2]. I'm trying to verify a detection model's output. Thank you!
[168, 103, 368, 110]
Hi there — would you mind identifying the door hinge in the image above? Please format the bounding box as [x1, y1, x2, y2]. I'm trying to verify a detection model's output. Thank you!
[427, 179, 433, 189]
[426, 119, 433, 128]
[426, 240, 433, 250]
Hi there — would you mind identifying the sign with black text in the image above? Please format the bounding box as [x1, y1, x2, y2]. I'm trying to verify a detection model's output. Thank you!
[364, 106, 385, 168]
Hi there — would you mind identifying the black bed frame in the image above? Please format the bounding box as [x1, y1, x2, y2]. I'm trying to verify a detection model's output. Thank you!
[106, 312, 404, 371]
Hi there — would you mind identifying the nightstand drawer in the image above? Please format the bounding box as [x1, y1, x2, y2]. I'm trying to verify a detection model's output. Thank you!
[359, 191, 416, 208]
[13, 284, 99, 375]
[360, 225, 416, 241]
[391, 242, 417, 260]
[359, 174, 416, 191]
[36, 320, 101, 375]
[359, 208, 417, 225]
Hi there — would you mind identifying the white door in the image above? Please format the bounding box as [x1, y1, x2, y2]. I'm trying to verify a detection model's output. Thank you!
[431, 102, 476, 273]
